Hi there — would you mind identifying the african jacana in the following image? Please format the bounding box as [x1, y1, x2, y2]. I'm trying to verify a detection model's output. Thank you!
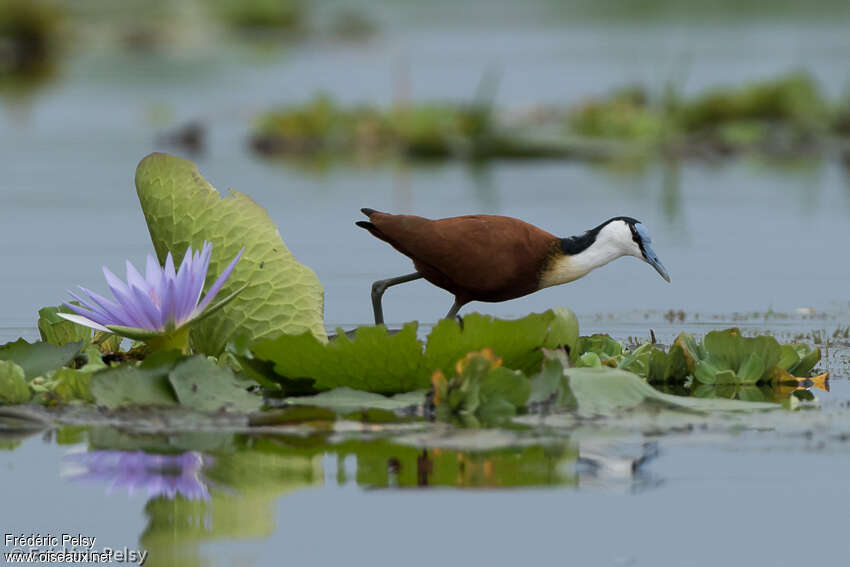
[356, 208, 670, 324]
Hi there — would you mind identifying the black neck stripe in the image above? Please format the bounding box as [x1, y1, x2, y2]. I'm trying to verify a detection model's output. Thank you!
[559, 216, 640, 256]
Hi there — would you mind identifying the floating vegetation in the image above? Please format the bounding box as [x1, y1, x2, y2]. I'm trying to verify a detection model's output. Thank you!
[252, 73, 850, 165]
[212, 0, 303, 34]
[250, 94, 582, 162]
[0, 154, 830, 428]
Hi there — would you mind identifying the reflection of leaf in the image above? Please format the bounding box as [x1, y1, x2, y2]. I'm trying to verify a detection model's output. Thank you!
[283, 387, 426, 412]
[0, 339, 83, 380]
[168, 356, 262, 413]
[38, 306, 91, 346]
[135, 153, 325, 355]
[0, 361, 31, 404]
[254, 323, 424, 394]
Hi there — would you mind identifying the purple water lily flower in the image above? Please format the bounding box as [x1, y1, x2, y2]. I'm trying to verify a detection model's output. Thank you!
[62, 450, 212, 501]
[58, 242, 244, 340]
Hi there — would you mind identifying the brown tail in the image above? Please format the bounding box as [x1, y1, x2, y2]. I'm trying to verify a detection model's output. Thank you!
[355, 208, 389, 242]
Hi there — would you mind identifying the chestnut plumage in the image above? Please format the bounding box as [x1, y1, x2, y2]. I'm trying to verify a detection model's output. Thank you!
[357, 208, 669, 325]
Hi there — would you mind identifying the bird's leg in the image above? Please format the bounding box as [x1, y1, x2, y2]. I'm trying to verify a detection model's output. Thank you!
[371, 272, 422, 325]
[445, 300, 463, 321]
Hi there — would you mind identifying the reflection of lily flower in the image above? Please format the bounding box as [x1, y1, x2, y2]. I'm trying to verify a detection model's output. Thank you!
[58, 242, 243, 341]
[62, 450, 212, 501]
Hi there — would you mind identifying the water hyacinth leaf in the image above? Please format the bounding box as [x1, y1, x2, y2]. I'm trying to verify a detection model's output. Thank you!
[168, 356, 262, 413]
[703, 329, 782, 374]
[787, 344, 820, 376]
[528, 359, 568, 406]
[253, 323, 425, 393]
[135, 153, 325, 355]
[38, 306, 91, 346]
[572, 334, 622, 363]
[284, 387, 426, 412]
[424, 308, 579, 378]
[0, 339, 83, 380]
[647, 344, 689, 382]
[0, 361, 31, 404]
[91, 365, 178, 409]
[737, 353, 765, 384]
[478, 366, 530, 415]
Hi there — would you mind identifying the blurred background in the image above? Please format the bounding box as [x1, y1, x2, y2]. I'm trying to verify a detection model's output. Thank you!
[3, 0, 850, 333]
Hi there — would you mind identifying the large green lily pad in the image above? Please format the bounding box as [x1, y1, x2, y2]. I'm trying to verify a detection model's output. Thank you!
[253, 322, 425, 394]
[168, 356, 263, 413]
[135, 153, 326, 355]
[0, 339, 83, 380]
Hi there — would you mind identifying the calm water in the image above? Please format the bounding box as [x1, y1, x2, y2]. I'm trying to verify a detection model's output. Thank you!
[3, 7, 850, 566]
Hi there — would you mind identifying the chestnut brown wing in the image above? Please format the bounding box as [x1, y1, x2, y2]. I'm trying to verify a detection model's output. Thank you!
[368, 213, 558, 299]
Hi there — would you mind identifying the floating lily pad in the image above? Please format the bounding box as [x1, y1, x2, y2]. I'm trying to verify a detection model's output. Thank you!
[168, 356, 262, 413]
[0, 338, 83, 380]
[562, 366, 780, 417]
[253, 322, 424, 394]
[91, 364, 178, 409]
[135, 152, 326, 355]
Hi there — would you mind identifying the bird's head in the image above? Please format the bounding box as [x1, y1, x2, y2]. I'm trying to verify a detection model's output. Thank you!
[597, 217, 671, 282]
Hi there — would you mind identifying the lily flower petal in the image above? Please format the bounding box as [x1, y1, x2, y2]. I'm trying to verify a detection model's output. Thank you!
[197, 248, 245, 313]
[56, 312, 111, 333]
[60, 242, 244, 342]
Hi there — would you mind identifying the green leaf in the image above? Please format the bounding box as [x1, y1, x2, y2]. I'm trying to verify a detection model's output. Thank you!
[0, 361, 31, 404]
[577, 351, 602, 368]
[647, 344, 689, 382]
[737, 353, 765, 384]
[572, 334, 623, 363]
[0, 339, 83, 380]
[91, 364, 178, 409]
[168, 356, 262, 413]
[562, 366, 779, 417]
[283, 387, 426, 412]
[528, 359, 570, 406]
[253, 323, 424, 394]
[787, 344, 820, 376]
[38, 306, 91, 346]
[134, 152, 326, 355]
[49, 368, 94, 403]
[424, 309, 577, 377]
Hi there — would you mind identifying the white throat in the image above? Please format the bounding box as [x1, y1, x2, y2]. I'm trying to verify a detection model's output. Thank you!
[539, 221, 640, 288]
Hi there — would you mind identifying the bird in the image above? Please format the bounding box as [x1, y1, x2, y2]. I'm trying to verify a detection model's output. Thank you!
[356, 208, 670, 325]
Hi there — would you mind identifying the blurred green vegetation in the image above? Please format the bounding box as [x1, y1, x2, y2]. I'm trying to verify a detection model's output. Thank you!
[253, 72, 850, 164]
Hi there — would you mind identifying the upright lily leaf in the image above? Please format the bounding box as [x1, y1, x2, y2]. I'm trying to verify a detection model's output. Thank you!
[0, 339, 83, 380]
[135, 153, 326, 355]
[0, 361, 31, 404]
[168, 356, 262, 413]
[424, 308, 579, 377]
[253, 323, 425, 393]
